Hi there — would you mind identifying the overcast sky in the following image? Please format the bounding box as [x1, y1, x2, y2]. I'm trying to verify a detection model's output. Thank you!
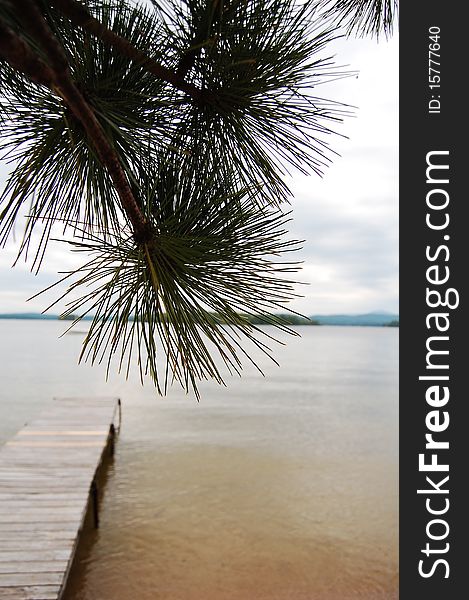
[0, 31, 398, 316]
[289, 33, 398, 315]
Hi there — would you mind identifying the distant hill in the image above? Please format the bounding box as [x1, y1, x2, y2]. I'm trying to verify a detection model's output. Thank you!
[311, 313, 399, 327]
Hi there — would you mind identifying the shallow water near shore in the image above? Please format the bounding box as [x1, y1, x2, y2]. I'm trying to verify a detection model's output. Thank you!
[0, 321, 398, 599]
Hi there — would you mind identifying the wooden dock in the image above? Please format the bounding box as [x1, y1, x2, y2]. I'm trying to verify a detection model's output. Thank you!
[0, 397, 120, 600]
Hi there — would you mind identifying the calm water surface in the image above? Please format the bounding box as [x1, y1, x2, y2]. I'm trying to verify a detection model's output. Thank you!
[0, 321, 398, 599]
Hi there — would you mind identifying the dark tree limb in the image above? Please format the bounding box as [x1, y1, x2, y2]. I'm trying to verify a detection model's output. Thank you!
[48, 0, 206, 102]
[7, 0, 152, 244]
[0, 18, 55, 88]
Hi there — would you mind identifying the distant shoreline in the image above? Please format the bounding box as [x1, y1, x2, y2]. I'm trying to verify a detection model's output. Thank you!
[0, 312, 399, 327]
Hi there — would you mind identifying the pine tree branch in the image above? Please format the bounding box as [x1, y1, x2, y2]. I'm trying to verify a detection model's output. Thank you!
[0, 18, 55, 88]
[176, 36, 205, 79]
[9, 0, 152, 244]
[48, 0, 206, 102]
[176, 17, 213, 78]
[175, 0, 223, 78]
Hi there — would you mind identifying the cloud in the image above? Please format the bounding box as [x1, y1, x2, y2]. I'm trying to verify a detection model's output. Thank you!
[282, 35, 399, 314]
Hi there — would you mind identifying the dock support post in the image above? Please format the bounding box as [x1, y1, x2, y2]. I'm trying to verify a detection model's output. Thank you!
[110, 423, 116, 457]
[91, 479, 100, 528]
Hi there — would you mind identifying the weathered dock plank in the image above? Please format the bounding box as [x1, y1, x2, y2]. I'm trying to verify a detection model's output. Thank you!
[0, 552, 71, 563]
[0, 585, 60, 600]
[0, 564, 68, 575]
[0, 397, 119, 600]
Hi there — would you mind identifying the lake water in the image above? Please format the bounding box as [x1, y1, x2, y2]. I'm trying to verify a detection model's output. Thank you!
[0, 320, 398, 599]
